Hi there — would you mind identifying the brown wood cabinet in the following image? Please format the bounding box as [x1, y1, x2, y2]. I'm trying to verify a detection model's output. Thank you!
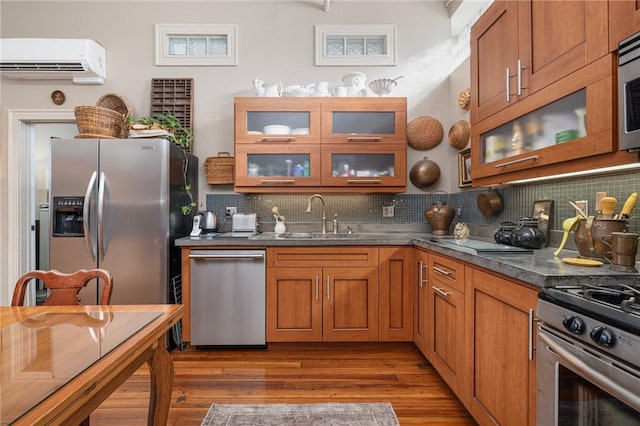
[378, 247, 414, 342]
[428, 254, 465, 394]
[234, 97, 407, 193]
[413, 248, 429, 356]
[266, 247, 379, 342]
[609, 0, 640, 52]
[469, 0, 637, 186]
[471, 0, 608, 123]
[462, 267, 538, 426]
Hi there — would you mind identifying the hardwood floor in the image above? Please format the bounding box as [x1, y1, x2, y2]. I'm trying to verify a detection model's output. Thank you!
[90, 342, 476, 425]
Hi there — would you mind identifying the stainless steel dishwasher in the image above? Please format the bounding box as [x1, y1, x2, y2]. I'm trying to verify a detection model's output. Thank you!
[189, 249, 266, 347]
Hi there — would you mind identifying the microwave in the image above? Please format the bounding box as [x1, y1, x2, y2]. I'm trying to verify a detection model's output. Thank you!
[619, 31, 640, 152]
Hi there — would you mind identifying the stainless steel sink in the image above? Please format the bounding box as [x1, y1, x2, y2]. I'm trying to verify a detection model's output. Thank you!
[249, 231, 408, 240]
[280, 232, 355, 239]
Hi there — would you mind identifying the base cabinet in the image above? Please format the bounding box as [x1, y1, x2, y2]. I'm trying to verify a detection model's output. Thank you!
[413, 249, 429, 356]
[462, 267, 538, 426]
[379, 247, 414, 341]
[428, 254, 465, 394]
[266, 247, 378, 342]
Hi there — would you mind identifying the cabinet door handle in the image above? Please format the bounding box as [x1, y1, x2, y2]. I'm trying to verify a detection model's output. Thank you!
[517, 59, 528, 96]
[418, 261, 424, 288]
[315, 275, 319, 301]
[346, 179, 381, 184]
[259, 179, 296, 184]
[346, 136, 382, 142]
[494, 155, 539, 168]
[326, 275, 330, 300]
[432, 286, 450, 298]
[260, 137, 295, 142]
[432, 266, 452, 278]
[528, 308, 536, 361]
[506, 67, 511, 102]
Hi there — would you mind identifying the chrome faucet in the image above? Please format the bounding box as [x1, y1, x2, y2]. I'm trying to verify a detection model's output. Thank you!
[306, 193, 327, 234]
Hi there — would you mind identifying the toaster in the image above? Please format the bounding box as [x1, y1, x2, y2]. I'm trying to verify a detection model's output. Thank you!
[232, 213, 258, 233]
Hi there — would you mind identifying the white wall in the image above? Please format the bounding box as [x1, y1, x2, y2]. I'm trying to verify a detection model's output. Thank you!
[1, 1, 466, 198]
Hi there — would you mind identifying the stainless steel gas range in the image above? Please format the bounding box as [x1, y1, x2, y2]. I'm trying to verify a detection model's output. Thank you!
[537, 284, 640, 425]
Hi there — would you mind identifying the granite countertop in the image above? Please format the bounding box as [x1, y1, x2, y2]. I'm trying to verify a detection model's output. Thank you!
[176, 229, 640, 289]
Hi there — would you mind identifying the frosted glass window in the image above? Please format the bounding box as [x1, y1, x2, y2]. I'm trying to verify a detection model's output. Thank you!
[155, 24, 238, 66]
[315, 25, 396, 66]
[346, 38, 365, 56]
[187, 38, 207, 56]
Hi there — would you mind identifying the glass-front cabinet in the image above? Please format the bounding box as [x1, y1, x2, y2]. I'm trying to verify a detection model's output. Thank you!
[234, 97, 407, 193]
[321, 98, 407, 144]
[321, 145, 406, 187]
[470, 54, 638, 186]
[234, 144, 321, 188]
[479, 90, 586, 165]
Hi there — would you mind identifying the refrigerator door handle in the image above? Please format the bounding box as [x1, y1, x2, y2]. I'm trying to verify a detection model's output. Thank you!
[97, 171, 107, 262]
[83, 171, 98, 262]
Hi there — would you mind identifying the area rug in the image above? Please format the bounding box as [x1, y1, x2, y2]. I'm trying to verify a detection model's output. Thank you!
[201, 402, 399, 426]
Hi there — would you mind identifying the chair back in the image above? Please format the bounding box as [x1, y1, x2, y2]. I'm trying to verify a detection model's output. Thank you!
[11, 269, 113, 306]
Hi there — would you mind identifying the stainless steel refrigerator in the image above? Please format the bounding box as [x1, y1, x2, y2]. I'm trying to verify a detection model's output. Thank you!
[49, 138, 198, 306]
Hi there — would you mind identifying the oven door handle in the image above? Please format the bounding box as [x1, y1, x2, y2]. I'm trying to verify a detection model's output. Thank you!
[538, 331, 640, 410]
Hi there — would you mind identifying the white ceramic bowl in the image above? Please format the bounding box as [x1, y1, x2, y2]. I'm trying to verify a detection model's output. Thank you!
[263, 125, 291, 134]
[368, 78, 398, 96]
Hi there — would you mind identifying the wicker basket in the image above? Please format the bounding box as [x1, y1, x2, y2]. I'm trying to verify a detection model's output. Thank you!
[74, 105, 125, 139]
[96, 93, 133, 138]
[448, 120, 471, 149]
[205, 152, 235, 185]
[407, 116, 443, 150]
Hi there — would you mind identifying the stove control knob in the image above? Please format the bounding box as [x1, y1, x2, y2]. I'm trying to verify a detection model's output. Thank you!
[590, 326, 615, 348]
[562, 315, 585, 334]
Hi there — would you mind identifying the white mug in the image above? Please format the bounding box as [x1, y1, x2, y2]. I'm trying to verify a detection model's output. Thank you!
[334, 86, 348, 97]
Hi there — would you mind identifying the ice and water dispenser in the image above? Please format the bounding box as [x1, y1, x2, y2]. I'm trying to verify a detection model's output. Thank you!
[52, 196, 84, 236]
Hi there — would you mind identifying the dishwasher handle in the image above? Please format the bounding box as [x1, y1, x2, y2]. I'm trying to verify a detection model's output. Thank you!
[189, 253, 265, 260]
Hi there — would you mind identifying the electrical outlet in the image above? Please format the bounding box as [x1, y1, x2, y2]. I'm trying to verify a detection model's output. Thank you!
[575, 200, 588, 217]
[382, 205, 394, 218]
[225, 207, 237, 218]
[456, 206, 462, 217]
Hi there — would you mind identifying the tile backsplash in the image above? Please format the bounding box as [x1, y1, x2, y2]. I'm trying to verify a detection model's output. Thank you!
[206, 170, 639, 238]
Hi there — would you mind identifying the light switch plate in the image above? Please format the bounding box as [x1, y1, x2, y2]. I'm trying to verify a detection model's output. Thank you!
[382, 206, 395, 217]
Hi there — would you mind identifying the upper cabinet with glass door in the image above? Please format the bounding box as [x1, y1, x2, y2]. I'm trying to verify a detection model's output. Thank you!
[470, 0, 608, 123]
[321, 98, 407, 144]
[235, 98, 321, 144]
[469, 0, 638, 186]
[234, 97, 407, 193]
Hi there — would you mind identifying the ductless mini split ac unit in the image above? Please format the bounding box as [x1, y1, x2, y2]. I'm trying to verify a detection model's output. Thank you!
[0, 38, 106, 85]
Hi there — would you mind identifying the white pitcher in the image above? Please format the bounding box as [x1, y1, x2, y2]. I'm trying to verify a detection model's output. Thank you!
[251, 78, 265, 97]
[262, 82, 283, 97]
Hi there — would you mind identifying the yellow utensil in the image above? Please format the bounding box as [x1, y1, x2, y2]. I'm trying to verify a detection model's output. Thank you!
[554, 216, 580, 257]
[620, 192, 637, 218]
[600, 197, 617, 217]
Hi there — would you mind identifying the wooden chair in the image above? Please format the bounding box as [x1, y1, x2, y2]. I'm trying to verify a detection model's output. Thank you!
[11, 269, 113, 306]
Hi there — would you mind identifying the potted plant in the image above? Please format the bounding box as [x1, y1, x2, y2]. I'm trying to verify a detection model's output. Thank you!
[126, 113, 196, 215]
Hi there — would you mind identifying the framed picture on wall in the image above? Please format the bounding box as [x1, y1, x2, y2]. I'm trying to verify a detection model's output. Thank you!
[458, 148, 472, 187]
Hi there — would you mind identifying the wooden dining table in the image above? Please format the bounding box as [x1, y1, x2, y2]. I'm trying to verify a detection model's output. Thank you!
[0, 304, 183, 425]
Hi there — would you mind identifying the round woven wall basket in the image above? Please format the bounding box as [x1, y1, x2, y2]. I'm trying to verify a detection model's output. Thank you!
[448, 120, 471, 149]
[407, 116, 443, 150]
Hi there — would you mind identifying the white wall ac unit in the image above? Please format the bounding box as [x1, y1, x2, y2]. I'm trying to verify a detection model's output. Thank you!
[0, 38, 106, 85]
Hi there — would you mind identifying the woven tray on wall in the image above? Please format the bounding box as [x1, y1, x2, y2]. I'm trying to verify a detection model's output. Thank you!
[151, 78, 194, 151]
[205, 152, 235, 185]
[407, 116, 443, 150]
